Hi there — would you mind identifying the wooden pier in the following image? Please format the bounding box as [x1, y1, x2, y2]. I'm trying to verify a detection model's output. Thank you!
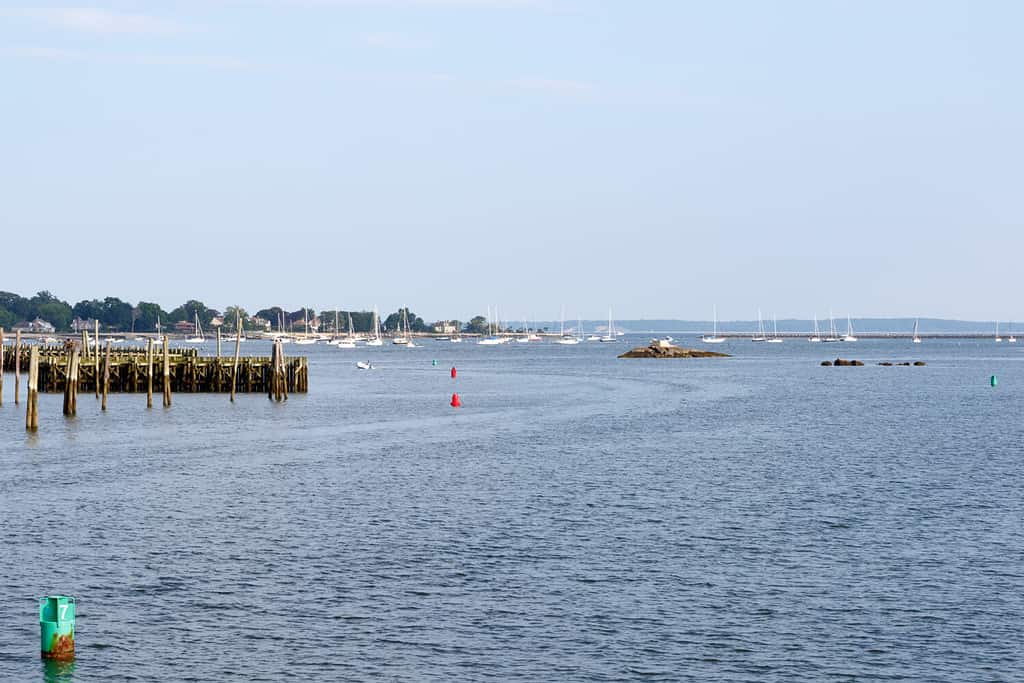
[1, 343, 307, 395]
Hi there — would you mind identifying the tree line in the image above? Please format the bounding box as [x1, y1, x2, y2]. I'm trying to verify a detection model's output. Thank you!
[0, 290, 481, 334]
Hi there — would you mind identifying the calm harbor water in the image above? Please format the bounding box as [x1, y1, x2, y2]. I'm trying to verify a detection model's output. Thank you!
[1, 336, 1022, 681]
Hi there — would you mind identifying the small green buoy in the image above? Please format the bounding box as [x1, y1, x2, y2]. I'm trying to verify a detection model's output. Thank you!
[39, 596, 75, 660]
[432, 359, 438, 367]
[991, 375, 997, 387]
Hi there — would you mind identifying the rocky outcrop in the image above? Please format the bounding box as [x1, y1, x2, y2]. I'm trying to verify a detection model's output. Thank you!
[619, 343, 730, 359]
[832, 358, 864, 366]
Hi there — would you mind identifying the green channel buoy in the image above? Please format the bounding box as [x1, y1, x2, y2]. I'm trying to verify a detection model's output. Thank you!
[39, 596, 75, 660]
[432, 359, 437, 367]
[991, 375, 997, 387]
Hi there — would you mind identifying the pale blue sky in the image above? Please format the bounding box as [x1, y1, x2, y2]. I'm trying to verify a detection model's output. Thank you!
[2, 1, 1020, 321]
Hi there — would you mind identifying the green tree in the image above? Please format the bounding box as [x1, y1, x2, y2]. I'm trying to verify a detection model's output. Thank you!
[99, 297, 133, 331]
[463, 315, 488, 334]
[36, 301, 73, 331]
[383, 308, 427, 332]
[168, 300, 212, 325]
[222, 305, 248, 332]
[135, 302, 168, 333]
[0, 291, 30, 320]
[255, 307, 285, 332]
[72, 299, 105, 324]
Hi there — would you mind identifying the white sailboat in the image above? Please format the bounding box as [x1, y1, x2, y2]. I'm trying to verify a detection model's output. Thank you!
[751, 308, 767, 342]
[822, 310, 841, 343]
[599, 309, 618, 342]
[335, 312, 357, 348]
[843, 315, 858, 342]
[392, 309, 410, 345]
[808, 315, 821, 342]
[478, 306, 503, 345]
[701, 305, 726, 343]
[765, 314, 783, 343]
[557, 307, 580, 345]
[994, 321, 1002, 343]
[184, 312, 205, 343]
[1008, 322, 1016, 343]
[274, 312, 292, 344]
[294, 308, 318, 345]
[365, 307, 384, 346]
[912, 319, 922, 343]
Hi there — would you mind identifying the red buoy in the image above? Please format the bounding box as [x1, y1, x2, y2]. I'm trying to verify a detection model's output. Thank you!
[450, 393, 461, 408]
[450, 366, 457, 379]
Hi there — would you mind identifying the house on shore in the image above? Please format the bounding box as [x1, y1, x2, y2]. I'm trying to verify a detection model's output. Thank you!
[14, 318, 56, 334]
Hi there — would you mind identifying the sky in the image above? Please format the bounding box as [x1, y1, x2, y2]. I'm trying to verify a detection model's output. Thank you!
[1, 1, 1021, 322]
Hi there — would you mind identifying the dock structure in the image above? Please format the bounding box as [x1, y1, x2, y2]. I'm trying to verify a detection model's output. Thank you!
[1, 343, 308, 395]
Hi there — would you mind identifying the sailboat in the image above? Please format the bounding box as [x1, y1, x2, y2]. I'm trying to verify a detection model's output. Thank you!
[994, 321, 1002, 343]
[599, 309, 618, 342]
[516, 319, 534, 343]
[478, 306, 503, 345]
[1008, 322, 1016, 343]
[294, 308, 317, 345]
[557, 307, 580, 345]
[751, 308, 767, 342]
[335, 312, 357, 348]
[765, 314, 783, 343]
[365, 307, 383, 346]
[273, 312, 289, 343]
[842, 315, 858, 342]
[808, 315, 821, 342]
[912, 319, 921, 343]
[184, 312, 205, 343]
[393, 308, 417, 346]
[701, 305, 726, 343]
[822, 310, 841, 342]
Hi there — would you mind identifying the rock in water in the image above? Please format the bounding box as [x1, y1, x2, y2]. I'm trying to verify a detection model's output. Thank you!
[619, 342, 729, 359]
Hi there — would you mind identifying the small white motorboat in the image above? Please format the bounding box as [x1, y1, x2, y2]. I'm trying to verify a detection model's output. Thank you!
[356, 361, 374, 370]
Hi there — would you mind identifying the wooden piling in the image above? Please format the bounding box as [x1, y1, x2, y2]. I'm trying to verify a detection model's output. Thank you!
[94, 321, 100, 398]
[231, 312, 241, 403]
[162, 336, 171, 407]
[14, 330, 21, 405]
[63, 349, 80, 416]
[102, 341, 111, 410]
[62, 350, 73, 415]
[26, 346, 39, 431]
[280, 341, 288, 401]
[146, 339, 154, 408]
[71, 350, 80, 415]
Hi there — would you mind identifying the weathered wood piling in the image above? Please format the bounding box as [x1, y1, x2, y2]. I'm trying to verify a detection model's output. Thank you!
[26, 346, 39, 431]
[146, 339, 154, 408]
[15, 330, 22, 404]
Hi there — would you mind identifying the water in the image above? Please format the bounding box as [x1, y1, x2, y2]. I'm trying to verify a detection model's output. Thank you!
[1, 337, 1022, 681]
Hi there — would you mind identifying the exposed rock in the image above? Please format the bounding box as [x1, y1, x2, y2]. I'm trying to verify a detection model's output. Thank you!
[913, 361, 926, 366]
[879, 362, 893, 366]
[832, 358, 863, 366]
[619, 343, 730, 359]
[821, 360, 833, 366]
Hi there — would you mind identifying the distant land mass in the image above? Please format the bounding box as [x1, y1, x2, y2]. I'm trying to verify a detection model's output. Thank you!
[560, 318, 1008, 335]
